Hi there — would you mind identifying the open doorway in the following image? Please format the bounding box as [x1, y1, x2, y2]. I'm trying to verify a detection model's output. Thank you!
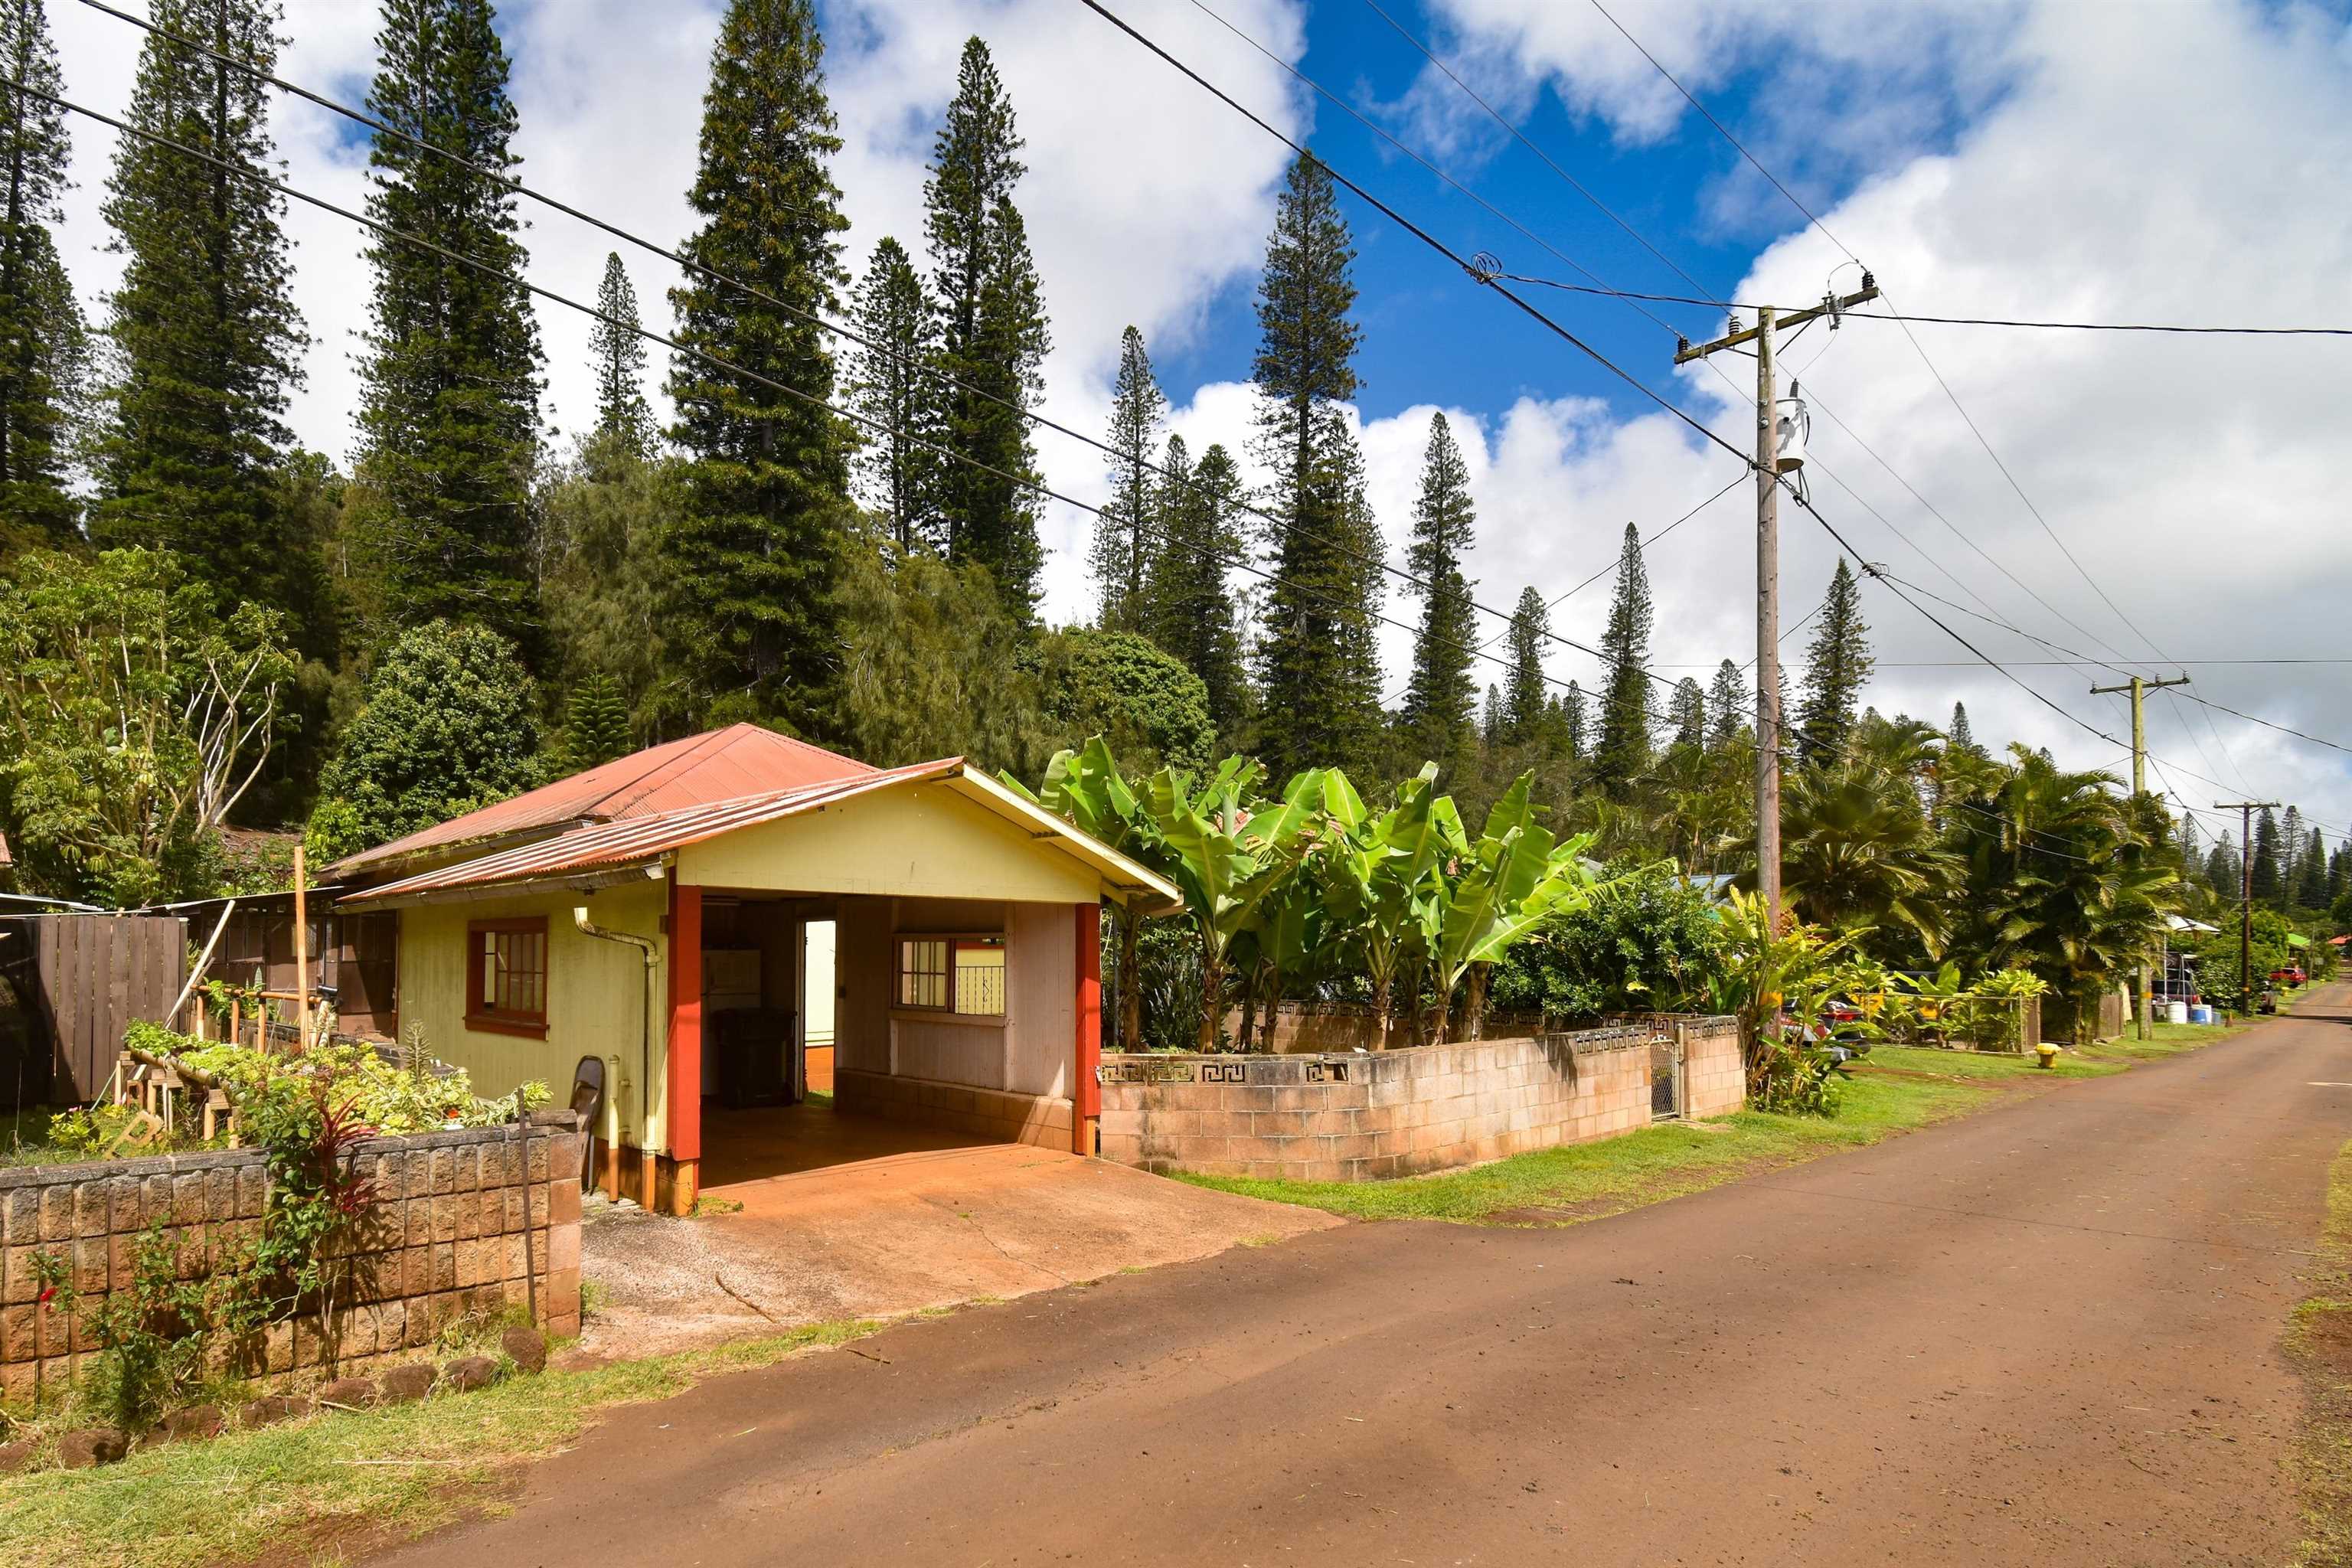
[694, 896, 1001, 1194]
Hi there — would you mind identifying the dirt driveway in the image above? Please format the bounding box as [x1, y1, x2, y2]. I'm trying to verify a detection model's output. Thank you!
[379, 993, 2352, 1567]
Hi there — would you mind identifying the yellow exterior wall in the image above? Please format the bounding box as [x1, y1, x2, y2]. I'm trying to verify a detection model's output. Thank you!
[675, 782, 1101, 904]
[393, 877, 671, 1154]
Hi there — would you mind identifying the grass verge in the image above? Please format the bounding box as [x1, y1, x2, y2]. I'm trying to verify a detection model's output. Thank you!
[0, 1316, 882, 1568]
[1181, 1021, 2249, 1226]
[2289, 1138, 2352, 1566]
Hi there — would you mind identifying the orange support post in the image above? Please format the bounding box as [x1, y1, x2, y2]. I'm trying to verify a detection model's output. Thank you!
[667, 880, 703, 1184]
[1075, 901, 1102, 1155]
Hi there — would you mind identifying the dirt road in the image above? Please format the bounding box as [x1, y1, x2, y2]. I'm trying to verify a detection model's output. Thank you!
[376, 995, 2352, 1566]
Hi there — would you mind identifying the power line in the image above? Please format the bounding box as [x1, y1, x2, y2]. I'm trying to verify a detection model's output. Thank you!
[1583, 0, 1854, 261]
[1478, 273, 2351, 336]
[74, 0, 1700, 699]
[1354, 0, 1727, 308]
[1082, 0, 2346, 826]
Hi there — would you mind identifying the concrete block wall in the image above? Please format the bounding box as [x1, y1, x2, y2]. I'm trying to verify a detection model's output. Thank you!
[0, 1112, 583, 1406]
[1681, 1016, 1745, 1119]
[835, 1067, 1073, 1152]
[1098, 1017, 1743, 1182]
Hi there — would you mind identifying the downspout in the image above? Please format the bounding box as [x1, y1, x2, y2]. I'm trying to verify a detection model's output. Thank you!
[574, 906, 657, 1158]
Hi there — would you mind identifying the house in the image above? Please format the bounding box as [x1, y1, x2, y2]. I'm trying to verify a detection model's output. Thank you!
[327, 725, 1179, 1215]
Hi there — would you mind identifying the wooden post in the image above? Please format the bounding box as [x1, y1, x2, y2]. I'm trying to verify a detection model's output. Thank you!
[292, 844, 309, 1048]
[1753, 306, 1781, 929]
[1075, 901, 1102, 1156]
[665, 880, 703, 1215]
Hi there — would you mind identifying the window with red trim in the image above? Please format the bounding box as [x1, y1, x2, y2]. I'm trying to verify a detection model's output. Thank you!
[467, 917, 549, 1037]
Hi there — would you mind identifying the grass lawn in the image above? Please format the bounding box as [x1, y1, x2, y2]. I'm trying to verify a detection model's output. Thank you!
[1181, 1019, 2252, 1226]
[0, 1317, 884, 1568]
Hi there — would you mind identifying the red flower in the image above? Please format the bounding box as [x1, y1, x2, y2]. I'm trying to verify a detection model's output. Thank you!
[36, 1284, 56, 1309]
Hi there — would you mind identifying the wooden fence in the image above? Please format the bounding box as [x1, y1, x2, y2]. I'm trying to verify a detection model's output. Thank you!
[0, 914, 188, 1107]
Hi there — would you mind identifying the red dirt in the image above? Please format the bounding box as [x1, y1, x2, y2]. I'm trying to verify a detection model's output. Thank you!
[364, 987, 2352, 1567]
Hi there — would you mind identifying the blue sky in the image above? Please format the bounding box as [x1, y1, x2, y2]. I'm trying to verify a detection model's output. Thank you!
[37, 0, 2352, 835]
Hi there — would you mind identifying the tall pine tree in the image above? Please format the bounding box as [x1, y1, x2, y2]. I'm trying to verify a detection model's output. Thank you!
[662, 0, 854, 734]
[1562, 678, 1588, 760]
[1707, 659, 1748, 750]
[1670, 678, 1705, 748]
[844, 235, 939, 550]
[2252, 807, 2283, 904]
[1089, 325, 1166, 629]
[1250, 152, 1382, 779]
[588, 250, 652, 462]
[356, 0, 544, 652]
[924, 38, 1048, 614]
[93, 0, 306, 614]
[1797, 557, 1872, 764]
[1501, 585, 1548, 744]
[1400, 413, 1477, 774]
[1949, 700, 1975, 753]
[0, 0, 84, 559]
[1143, 436, 1250, 743]
[2299, 825, 2329, 909]
[1592, 522, 1652, 795]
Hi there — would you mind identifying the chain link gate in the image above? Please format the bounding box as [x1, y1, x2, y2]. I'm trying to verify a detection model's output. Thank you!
[1650, 1027, 1682, 1121]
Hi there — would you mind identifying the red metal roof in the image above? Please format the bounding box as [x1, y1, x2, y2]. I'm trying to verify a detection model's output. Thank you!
[338, 759, 963, 906]
[325, 724, 874, 883]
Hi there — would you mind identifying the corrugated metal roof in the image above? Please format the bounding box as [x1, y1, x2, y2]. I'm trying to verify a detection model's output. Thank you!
[336, 760, 1186, 913]
[338, 760, 962, 906]
[324, 724, 874, 883]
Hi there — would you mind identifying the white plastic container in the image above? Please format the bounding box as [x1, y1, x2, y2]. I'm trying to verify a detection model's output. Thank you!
[2166, 1001, 2188, 1025]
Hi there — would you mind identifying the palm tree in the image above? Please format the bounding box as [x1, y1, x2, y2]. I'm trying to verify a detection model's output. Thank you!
[1772, 762, 1959, 956]
[1953, 746, 2179, 1038]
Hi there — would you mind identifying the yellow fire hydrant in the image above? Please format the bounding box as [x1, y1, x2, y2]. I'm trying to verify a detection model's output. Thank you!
[2034, 1042, 2060, 1070]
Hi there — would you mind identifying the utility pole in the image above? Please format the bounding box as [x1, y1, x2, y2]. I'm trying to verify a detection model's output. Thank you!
[2092, 672, 2191, 1037]
[1677, 274, 1880, 928]
[2215, 799, 2280, 1019]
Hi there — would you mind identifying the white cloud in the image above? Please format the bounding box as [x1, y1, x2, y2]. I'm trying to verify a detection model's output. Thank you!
[41, 0, 2352, 835]
[45, 0, 1306, 616]
[1372, 0, 2352, 831]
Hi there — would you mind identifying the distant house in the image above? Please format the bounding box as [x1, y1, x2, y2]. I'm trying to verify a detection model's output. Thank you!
[325, 725, 1177, 1214]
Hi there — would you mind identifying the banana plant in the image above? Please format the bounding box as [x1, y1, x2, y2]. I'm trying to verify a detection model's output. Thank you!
[1425, 773, 1602, 1045]
[1144, 759, 1325, 1050]
[999, 737, 1163, 1050]
[1318, 764, 1446, 1048]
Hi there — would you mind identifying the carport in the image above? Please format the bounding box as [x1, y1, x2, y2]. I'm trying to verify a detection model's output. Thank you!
[340, 747, 1182, 1214]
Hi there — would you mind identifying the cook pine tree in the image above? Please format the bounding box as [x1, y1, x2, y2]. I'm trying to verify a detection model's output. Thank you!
[93, 0, 308, 620]
[664, 0, 855, 735]
[1089, 325, 1167, 631]
[925, 37, 1050, 614]
[588, 250, 654, 466]
[0, 0, 85, 560]
[844, 235, 939, 550]
[1250, 152, 1384, 781]
[1670, 678, 1705, 748]
[356, 0, 544, 653]
[1501, 586, 1549, 746]
[1399, 413, 1478, 777]
[2299, 826, 2329, 909]
[1949, 701, 1977, 753]
[1592, 523, 1654, 795]
[1561, 679, 1588, 760]
[1797, 557, 1873, 765]
[2252, 807, 2282, 904]
[1142, 434, 1250, 743]
[1707, 659, 1748, 750]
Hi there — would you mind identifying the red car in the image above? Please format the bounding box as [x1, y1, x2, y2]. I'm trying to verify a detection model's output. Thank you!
[2270, 966, 2307, 987]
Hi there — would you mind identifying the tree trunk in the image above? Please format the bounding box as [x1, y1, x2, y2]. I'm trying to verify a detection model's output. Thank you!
[1197, 936, 1223, 1052]
[1117, 908, 1141, 1053]
[1370, 969, 1393, 1051]
[1234, 967, 1258, 1056]
[1465, 962, 1491, 1040]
